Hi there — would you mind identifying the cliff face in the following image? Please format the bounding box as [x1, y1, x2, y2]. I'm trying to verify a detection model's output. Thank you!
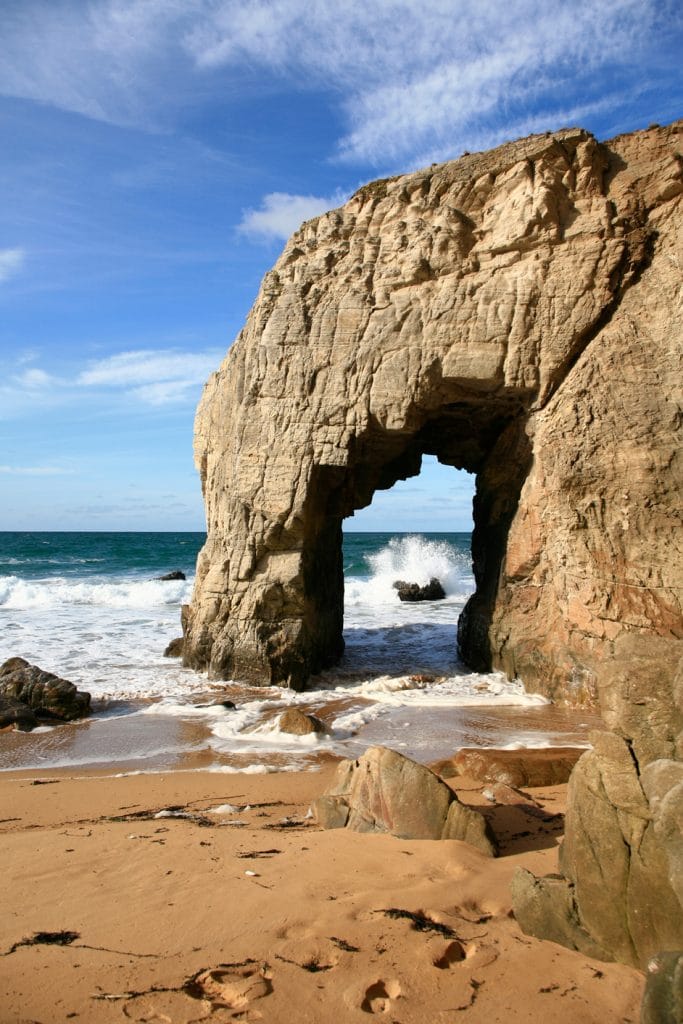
[183, 121, 683, 965]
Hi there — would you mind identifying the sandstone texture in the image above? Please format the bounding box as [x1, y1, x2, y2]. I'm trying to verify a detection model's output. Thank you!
[183, 120, 683, 966]
[311, 745, 497, 855]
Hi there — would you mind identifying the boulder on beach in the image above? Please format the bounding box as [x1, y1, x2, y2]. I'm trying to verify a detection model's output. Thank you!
[0, 658, 91, 722]
[312, 745, 497, 855]
[0, 694, 39, 732]
[279, 708, 327, 735]
[157, 570, 186, 581]
[392, 578, 446, 602]
[436, 747, 585, 787]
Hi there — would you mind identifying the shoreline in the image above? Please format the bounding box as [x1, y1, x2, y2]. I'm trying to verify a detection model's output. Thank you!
[0, 698, 604, 776]
[1, 759, 644, 1023]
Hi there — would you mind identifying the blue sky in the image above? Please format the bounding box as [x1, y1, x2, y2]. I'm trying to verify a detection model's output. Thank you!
[1, 0, 681, 532]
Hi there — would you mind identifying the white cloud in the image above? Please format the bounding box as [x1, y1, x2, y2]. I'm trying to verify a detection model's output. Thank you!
[0, 346, 224, 418]
[0, 248, 25, 282]
[77, 347, 223, 403]
[13, 368, 54, 389]
[0, 1, 677, 167]
[238, 191, 348, 241]
[0, 464, 74, 476]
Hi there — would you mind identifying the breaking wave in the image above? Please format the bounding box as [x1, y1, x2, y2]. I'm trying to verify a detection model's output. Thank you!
[0, 575, 192, 610]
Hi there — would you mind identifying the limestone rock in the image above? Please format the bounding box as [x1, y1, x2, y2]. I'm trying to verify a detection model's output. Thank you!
[278, 708, 327, 735]
[311, 746, 497, 855]
[393, 578, 446, 601]
[0, 658, 90, 721]
[446, 747, 584, 787]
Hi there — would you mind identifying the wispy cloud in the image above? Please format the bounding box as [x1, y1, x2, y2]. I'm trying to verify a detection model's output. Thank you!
[1, 1, 679, 168]
[76, 347, 223, 403]
[13, 368, 54, 389]
[0, 247, 25, 282]
[0, 464, 74, 476]
[1, 346, 224, 418]
[238, 190, 348, 242]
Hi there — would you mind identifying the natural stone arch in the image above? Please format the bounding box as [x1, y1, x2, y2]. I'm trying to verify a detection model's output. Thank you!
[183, 121, 683, 969]
[185, 123, 680, 707]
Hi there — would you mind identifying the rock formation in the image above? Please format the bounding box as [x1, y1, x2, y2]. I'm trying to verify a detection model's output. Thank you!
[183, 120, 682, 966]
[312, 745, 497, 854]
[0, 658, 91, 723]
[278, 708, 327, 735]
[393, 578, 446, 601]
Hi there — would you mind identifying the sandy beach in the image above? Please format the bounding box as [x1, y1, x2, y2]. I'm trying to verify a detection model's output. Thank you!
[1, 759, 644, 1023]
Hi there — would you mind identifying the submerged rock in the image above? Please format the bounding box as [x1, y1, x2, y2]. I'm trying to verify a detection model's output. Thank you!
[442, 747, 585, 787]
[157, 570, 186, 581]
[0, 658, 90, 722]
[393, 578, 446, 602]
[312, 745, 497, 855]
[278, 708, 327, 735]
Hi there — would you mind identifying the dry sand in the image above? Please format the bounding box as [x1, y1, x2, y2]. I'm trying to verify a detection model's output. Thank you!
[0, 761, 644, 1023]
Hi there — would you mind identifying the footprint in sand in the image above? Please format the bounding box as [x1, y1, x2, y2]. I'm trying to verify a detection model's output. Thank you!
[361, 979, 402, 1014]
[432, 939, 467, 969]
[186, 960, 274, 1016]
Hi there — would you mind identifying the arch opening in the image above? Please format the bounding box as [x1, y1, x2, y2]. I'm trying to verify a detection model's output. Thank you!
[298, 395, 533, 689]
[339, 457, 475, 680]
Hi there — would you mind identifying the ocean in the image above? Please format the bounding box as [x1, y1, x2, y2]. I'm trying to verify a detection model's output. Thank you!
[0, 531, 598, 772]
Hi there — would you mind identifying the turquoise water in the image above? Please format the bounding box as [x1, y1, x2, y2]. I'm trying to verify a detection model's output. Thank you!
[0, 530, 471, 581]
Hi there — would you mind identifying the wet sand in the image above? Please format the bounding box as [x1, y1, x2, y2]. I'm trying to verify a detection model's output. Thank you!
[0, 699, 604, 775]
[0, 758, 644, 1023]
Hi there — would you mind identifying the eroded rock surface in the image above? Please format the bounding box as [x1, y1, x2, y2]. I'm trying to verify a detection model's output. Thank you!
[183, 120, 683, 966]
[311, 745, 497, 855]
[0, 658, 91, 722]
[184, 121, 681, 707]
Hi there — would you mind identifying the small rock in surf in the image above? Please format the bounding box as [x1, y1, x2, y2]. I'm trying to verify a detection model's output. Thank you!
[164, 637, 184, 657]
[393, 578, 446, 601]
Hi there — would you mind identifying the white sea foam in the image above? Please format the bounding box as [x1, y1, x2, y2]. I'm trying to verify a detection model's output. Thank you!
[0, 575, 190, 609]
[0, 534, 584, 771]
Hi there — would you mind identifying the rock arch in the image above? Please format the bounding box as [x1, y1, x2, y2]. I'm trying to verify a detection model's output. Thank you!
[183, 121, 683, 966]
